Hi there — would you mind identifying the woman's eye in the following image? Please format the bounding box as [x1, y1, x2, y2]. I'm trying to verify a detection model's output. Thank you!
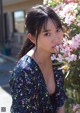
[44, 32, 51, 36]
[56, 28, 62, 32]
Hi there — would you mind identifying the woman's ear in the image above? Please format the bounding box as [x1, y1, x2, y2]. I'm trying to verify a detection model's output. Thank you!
[27, 33, 36, 44]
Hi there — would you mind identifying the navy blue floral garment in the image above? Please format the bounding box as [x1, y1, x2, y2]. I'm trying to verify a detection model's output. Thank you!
[9, 54, 67, 113]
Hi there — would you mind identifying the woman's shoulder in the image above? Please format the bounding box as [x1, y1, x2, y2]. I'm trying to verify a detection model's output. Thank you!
[9, 54, 39, 86]
[15, 54, 35, 70]
[10, 54, 38, 80]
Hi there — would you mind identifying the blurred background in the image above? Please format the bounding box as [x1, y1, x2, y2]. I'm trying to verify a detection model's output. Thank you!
[0, 0, 80, 113]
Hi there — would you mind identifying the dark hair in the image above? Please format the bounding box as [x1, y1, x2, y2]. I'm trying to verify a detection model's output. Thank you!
[18, 5, 62, 59]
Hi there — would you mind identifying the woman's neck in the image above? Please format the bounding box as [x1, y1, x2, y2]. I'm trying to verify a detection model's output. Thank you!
[27, 47, 52, 65]
[32, 48, 52, 65]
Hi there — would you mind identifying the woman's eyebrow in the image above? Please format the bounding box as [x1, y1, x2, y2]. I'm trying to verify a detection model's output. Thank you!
[42, 29, 51, 32]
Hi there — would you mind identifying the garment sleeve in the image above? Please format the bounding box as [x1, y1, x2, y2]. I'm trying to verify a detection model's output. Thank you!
[55, 69, 67, 109]
[9, 67, 39, 113]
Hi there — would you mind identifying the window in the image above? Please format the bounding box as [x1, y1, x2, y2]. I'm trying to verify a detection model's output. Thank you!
[13, 11, 25, 33]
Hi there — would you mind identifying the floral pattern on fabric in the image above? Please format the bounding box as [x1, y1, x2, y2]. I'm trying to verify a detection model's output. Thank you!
[9, 54, 67, 113]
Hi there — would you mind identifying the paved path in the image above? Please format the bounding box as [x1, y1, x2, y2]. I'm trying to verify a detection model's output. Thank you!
[0, 55, 16, 113]
[0, 86, 12, 113]
[0, 55, 16, 86]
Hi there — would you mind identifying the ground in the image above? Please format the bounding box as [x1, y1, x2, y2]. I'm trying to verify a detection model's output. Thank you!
[0, 55, 16, 113]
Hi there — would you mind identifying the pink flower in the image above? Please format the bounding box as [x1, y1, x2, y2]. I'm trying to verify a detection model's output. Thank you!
[77, 23, 80, 27]
[76, 112, 80, 113]
[51, 54, 56, 61]
[75, 34, 80, 44]
[65, 54, 77, 62]
[59, 42, 72, 56]
[50, 3, 79, 64]
[64, 13, 76, 26]
[56, 54, 63, 62]
[68, 39, 79, 50]
[67, 34, 80, 50]
[58, 11, 65, 19]
[73, 104, 80, 112]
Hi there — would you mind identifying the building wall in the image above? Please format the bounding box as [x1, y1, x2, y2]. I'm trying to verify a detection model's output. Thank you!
[3, 0, 43, 13]
[2, 0, 43, 45]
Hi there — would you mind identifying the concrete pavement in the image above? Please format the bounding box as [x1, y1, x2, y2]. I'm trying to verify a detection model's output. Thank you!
[0, 55, 16, 113]
[0, 87, 12, 113]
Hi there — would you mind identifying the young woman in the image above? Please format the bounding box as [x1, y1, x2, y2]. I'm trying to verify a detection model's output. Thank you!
[9, 5, 67, 113]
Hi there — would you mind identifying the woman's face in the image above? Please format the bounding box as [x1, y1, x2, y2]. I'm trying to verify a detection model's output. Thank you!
[36, 19, 63, 54]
